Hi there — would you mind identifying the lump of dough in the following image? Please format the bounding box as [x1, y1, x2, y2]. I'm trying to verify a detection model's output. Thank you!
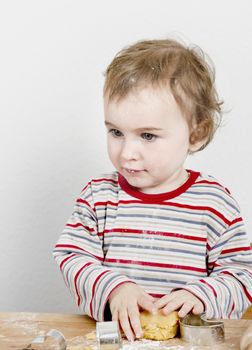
[140, 310, 179, 341]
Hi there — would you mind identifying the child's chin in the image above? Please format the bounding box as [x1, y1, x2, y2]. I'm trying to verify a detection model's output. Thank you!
[126, 177, 144, 188]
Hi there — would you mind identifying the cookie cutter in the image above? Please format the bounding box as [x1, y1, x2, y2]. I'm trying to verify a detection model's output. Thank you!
[21, 321, 122, 350]
[21, 329, 66, 349]
[96, 321, 122, 350]
[179, 313, 224, 345]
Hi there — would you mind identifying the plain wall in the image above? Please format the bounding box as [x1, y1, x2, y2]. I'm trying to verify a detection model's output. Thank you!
[0, 0, 251, 313]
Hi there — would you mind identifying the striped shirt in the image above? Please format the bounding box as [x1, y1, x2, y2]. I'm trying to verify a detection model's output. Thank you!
[53, 170, 252, 321]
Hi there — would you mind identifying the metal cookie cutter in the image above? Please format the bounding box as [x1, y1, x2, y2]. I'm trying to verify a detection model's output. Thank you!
[179, 313, 224, 346]
[96, 321, 122, 350]
[21, 329, 66, 350]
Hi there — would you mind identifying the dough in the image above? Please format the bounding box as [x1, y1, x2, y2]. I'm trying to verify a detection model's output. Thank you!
[85, 331, 96, 340]
[140, 310, 179, 341]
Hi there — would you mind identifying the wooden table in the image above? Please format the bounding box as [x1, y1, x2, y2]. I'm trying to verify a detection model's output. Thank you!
[0, 312, 251, 350]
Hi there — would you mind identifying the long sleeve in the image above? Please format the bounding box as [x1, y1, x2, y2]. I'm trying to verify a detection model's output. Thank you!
[53, 181, 133, 321]
[183, 213, 252, 319]
[54, 171, 252, 320]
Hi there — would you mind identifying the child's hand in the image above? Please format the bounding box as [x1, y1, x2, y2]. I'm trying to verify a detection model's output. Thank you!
[154, 289, 204, 318]
[108, 282, 156, 341]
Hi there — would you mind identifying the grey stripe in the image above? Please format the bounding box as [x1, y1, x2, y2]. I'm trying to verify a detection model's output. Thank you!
[132, 276, 187, 284]
[104, 234, 205, 248]
[103, 243, 205, 256]
[215, 278, 231, 316]
[92, 188, 119, 195]
[103, 263, 205, 278]
[107, 213, 205, 225]
[95, 204, 227, 229]
[214, 231, 246, 249]
[73, 210, 98, 223]
[186, 191, 238, 211]
[104, 213, 220, 237]
[187, 283, 217, 314]
[80, 265, 101, 312]
[62, 232, 101, 246]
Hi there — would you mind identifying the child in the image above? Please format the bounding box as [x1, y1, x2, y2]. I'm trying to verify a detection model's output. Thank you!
[53, 38, 252, 341]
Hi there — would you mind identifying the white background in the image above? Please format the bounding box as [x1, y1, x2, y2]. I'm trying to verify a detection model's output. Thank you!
[0, 0, 251, 313]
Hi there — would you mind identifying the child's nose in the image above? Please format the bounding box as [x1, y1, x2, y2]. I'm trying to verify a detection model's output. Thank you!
[120, 139, 139, 160]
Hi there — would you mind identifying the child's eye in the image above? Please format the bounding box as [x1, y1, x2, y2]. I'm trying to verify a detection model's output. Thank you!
[109, 129, 123, 137]
[141, 133, 156, 141]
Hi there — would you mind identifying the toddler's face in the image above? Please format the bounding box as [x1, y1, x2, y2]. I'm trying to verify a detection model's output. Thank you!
[104, 86, 195, 194]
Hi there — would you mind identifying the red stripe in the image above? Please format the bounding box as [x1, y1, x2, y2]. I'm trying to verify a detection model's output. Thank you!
[206, 243, 212, 251]
[167, 202, 233, 225]
[199, 279, 217, 297]
[92, 178, 118, 184]
[76, 198, 93, 208]
[149, 293, 165, 298]
[207, 261, 217, 270]
[96, 200, 140, 206]
[230, 217, 242, 225]
[94, 201, 118, 208]
[55, 244, 103, 261]
[90, 270, 110, 317]
[222, 246, 251, 255]
[101, 228, 206, 242]
[228, 302, 235, 318]
[66, 222, 95, 232]
[74, 262, 92, 306]
[243, 285, 252, 303]
[80, 181, 91, 193]
[196, 180, 232, 195]
[196, 179, 225, 188]
[104, 258, 206, 273]
[221, 271, 252, 303]
[221, 271, 232, 276]
[60, 253, 76, 270]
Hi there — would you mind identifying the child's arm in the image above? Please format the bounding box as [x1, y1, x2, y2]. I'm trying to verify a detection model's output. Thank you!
[181, 214, 252, 318]
[53, 181, 134, 321]
[154, 214, 252, 319]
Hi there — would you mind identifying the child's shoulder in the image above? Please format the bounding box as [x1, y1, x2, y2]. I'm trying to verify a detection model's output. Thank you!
[90, 171, 119, 185]
[195, 172, 231, 196]
[195, 171, 231, 194]
[80, 171, 119, 194]
[194, 170, 240, 211]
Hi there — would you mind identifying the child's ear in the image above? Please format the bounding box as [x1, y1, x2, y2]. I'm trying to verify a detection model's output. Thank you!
[188, 123, 209, 153]
[188, 138, 206, 153]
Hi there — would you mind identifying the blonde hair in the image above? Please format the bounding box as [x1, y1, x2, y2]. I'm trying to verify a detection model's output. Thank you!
[104, 39, 223, 152]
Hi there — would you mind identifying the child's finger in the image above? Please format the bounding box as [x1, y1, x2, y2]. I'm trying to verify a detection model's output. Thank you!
[178, 302, 194, 318]
[112, 309, 125, 336]
[192, 303, 204, 314]
[128, 303, 143, 339]
[161, 298, 183, 315]
[111, 309, 119, 322]
[154, 295, 173, 309]
[138, 295, 156, 313]
[118, 308, 135, 342]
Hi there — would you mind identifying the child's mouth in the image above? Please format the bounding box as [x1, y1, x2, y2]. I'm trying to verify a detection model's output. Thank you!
[124, 168, 144, 175]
